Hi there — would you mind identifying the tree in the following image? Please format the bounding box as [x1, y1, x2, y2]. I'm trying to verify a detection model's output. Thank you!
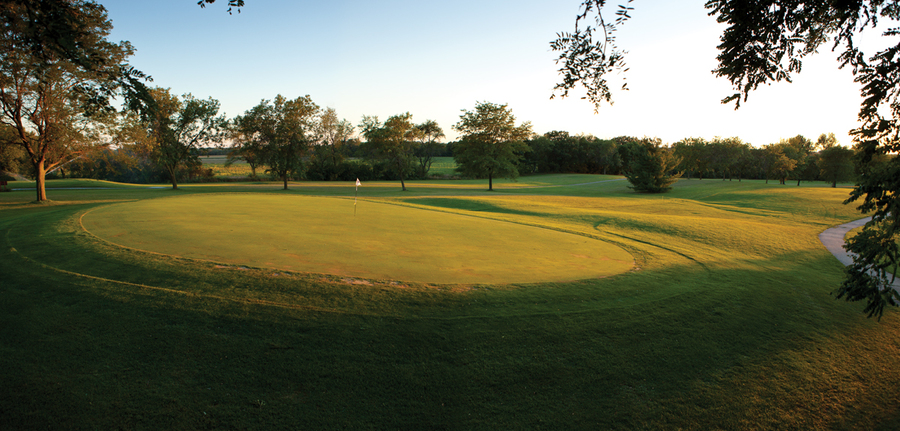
[142, 88, 225, 190]
[708, 137, 749, 181]
[227, 117, 266, 179]
[236, 95, 319, 190]
[618, 138, 681, 193]
[595, 138, 620, 175]
[413, 119, 445, 178]
[775, 135, 814, 186]
[554, 1, 900, 317]
[0, 1, 151, 109]
[226, 137, 264, 179]
[760, 144, 796, 185]
[452, 102, 533, 191]
[316, 107, 354, 181]
[0, 0, 138, 201]
[672, 138, 708, 180]
[63, 110, 164, 184]
[768, 136, 808, 185]
[359, 113, 419, 191]
[0, 124, 26, 177]
[522, 134, 559, 174]
[818, 143, 855, 188]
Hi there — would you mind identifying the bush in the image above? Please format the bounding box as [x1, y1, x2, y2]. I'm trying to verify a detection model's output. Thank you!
[619, 138, 682, 193]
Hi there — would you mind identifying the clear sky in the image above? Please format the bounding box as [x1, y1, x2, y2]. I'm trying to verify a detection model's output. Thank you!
[101, 0, 867, 147]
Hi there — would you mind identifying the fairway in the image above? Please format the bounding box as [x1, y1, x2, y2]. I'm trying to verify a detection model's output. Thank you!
[5, 177, 900, 430]
[80, 194, 634, 284]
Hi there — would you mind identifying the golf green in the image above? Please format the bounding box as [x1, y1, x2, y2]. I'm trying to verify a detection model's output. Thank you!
[80, 194, 633, 284]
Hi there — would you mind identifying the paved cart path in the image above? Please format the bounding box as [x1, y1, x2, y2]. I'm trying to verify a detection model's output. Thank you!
[819, 217, 900, 291]
[819, 217, 871, 266]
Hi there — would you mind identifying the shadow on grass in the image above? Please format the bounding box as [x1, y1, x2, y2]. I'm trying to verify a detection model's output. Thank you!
[405, 197, 546, 217]
[2, 199, 898, 430]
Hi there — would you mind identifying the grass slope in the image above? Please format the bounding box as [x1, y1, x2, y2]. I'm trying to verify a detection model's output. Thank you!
[1, 176, 898, 430]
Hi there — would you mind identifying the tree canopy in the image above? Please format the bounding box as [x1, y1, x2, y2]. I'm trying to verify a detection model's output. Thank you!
[413, 120, 446, 179]
[453, 102, 533, 191]
[818, 143, 855, 188]
[315, 107, 354, 181]
[0, 0, 138, 201]
[358, 113, 420, 191]
[618, 138, 681, 193]
[142, 88, 225, 190]
[235, 95, 319, 190]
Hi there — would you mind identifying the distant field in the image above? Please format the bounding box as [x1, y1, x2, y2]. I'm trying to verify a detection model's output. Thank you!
[428, 156, 456, 176]
[199, 155, 257, 178]
[2, 176, 898, 430]
[199, 155, 455, 179]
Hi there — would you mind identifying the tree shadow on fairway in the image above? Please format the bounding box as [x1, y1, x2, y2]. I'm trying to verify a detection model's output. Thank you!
[4, 247, 898, 430]
[405, 197, 545, 217]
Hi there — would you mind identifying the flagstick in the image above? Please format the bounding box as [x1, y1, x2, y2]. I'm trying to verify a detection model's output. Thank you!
[354, 178, 359, 216]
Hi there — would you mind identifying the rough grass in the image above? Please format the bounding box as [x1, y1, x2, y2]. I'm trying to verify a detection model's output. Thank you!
[1, 176, 899, 430]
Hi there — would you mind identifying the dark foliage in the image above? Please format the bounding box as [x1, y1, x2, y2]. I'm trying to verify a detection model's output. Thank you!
[618, 138, 682, 193]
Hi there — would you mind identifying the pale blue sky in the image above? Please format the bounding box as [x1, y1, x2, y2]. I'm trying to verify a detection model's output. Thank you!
[102, 0, 866, 147]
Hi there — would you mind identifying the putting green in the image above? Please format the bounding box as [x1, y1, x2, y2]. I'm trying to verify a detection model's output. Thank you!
[80, 194, 633, 284]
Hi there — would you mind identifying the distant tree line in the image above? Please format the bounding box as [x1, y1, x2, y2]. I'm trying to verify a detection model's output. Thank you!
[517, 132, 861, 188]
[1, 92, 457, 188]
[2, 114, 864, 193]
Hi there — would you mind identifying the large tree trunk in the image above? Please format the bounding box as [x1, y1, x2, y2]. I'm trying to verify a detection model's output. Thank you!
[167, 165, 179, 190]
[488, 173, 493, 191]
[398, 160, 407, 191]
[34, 160, 47, 202]
[283, 176, 288, 190]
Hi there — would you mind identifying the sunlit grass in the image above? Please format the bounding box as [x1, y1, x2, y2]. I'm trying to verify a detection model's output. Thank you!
[80, 194, 633, 284]
[1, 176, 898, 429]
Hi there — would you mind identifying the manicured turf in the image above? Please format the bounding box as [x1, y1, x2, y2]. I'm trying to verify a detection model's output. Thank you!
[80, 194, 633, 284]
[1, 176, 899, 430]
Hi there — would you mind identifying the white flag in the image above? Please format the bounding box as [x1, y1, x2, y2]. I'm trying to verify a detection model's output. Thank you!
[356, 178, 361, 187]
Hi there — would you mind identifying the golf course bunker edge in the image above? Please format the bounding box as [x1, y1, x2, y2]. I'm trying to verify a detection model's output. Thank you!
[81, 194, 634, 285]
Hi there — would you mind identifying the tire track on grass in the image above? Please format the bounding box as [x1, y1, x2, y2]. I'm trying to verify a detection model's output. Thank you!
[2, 221, 382, 317]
